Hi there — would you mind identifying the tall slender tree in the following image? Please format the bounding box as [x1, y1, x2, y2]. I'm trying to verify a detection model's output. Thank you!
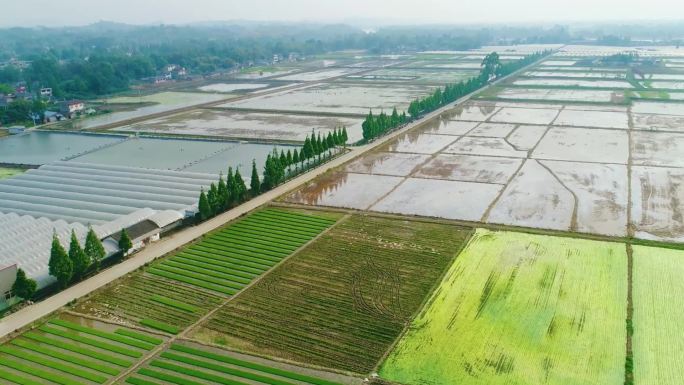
[225, 167, 235, 207]
[118, 229, 133, 257]
[250, 159, 261, 196]
[48, 233, 72, 289]
[198, 188, 211, 221]
[207, 182, 219, 215]
[279, 150, 287, 167]
[84, 227, 106, 272]
[217, 173, 228, 211]
[234, 169, 247, 203]
[68, 230, 89, 281]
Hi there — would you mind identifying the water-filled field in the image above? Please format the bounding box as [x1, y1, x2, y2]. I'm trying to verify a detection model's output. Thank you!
[0, 131, 126, 165]
[64, 92, 231, 130]
[379, 229, 628, 385]
[346, 68, 478, 84]
[117, 108, 363, 142]
[218, 82, 436, 115]
[198, 83, 269, 92]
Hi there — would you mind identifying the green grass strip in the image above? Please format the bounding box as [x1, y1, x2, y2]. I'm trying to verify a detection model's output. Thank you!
[50, 319, 154, 350]
[140, 319, 181, 334]
[149, 295, 198, 313]
[219, 228, 306, 247]
[11, 339, 120, 376]
[251, 211, 333, 229]
[38, 325, 142, 358]
[231, 220, 320, 239]
[228, 223, 313, 242]
[0, 354, 86, 385]
[162, 352, 297, 385]
[171, 256, 258, 279]
[266, 208, 336, 224]
[147, 268, 237, 295]
[161, 260, 252, 285]
[0, 345, 108, 383]
[202, 238, 288, 259]
[150, 360, 252, 385]
[244, 213, 327, 230]
[23, 331, 132, 367]
[138, 368, 205, 385]
[185, 245, 274, 266]
[176, 252, 264, 275]
[0, 368, 43, 385]
[187, 246, 275, 268]
[126, 376, 165, 385]
[154, 264, 245, 290]
[260, 208, 334, 222]
[170, 344, 342, 385]
[115, 329, 164, 345]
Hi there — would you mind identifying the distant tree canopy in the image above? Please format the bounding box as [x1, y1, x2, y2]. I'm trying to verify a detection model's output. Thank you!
[0, 22, 577, 99]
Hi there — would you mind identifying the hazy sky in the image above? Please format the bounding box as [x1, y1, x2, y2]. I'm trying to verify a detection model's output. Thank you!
[1, 0, 683, 27]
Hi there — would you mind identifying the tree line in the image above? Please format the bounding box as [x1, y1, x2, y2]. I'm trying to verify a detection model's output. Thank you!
[198, 127, 348, 220]
[46, 227, 115, 291]
[12, 127, 350, 305]
[8, 225, 115, 303]
[360, 50, 551, 142]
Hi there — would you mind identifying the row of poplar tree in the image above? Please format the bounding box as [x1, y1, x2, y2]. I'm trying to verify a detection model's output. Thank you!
[361, 50, 551, 142]
[46, 227, 132, 292]
[198, 127, 348, 221]
[12, 226, 122, 303]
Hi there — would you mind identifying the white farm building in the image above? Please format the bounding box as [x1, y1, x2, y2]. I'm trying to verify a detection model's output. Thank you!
[0, 161, 218, 292]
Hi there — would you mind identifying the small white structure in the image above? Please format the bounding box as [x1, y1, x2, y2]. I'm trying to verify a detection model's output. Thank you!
[59, 100, 85, 116]
[8, 126, 25, 135]
[0, 264, 17, 310]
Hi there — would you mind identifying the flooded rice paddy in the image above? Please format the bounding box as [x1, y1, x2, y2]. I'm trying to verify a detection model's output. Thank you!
[0, 131, 126, 165]
[217, 82, 436, 115]
[198, 83, 270, 92]
[64, 91, 231, 130]
[285, 90, 684, 241]
[117, 108, 364, 142]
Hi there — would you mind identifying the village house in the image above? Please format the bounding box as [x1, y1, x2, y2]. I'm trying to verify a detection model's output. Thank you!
[59, 100, 85, 117]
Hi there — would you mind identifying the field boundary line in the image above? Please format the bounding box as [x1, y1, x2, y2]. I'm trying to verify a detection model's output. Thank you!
[87, 61, 411, 132]
[369, 226, 477, 375]
[626, 104, 635, 238]
[624, 243, 634, 385]
[106, 212, 352, 384]
[271, 201, 684, 250]
[537, 159, 579, 231]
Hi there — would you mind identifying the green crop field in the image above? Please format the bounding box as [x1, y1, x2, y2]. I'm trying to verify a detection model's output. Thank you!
[632, 246, 684, 385]
[0, 315, 165, 385]
[124, 341, 351, 385]
[148, 208, 339, 296]
[379, 229, 628, 385]
[74, 273, 223, 333]
[193, 215, 473, 374]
